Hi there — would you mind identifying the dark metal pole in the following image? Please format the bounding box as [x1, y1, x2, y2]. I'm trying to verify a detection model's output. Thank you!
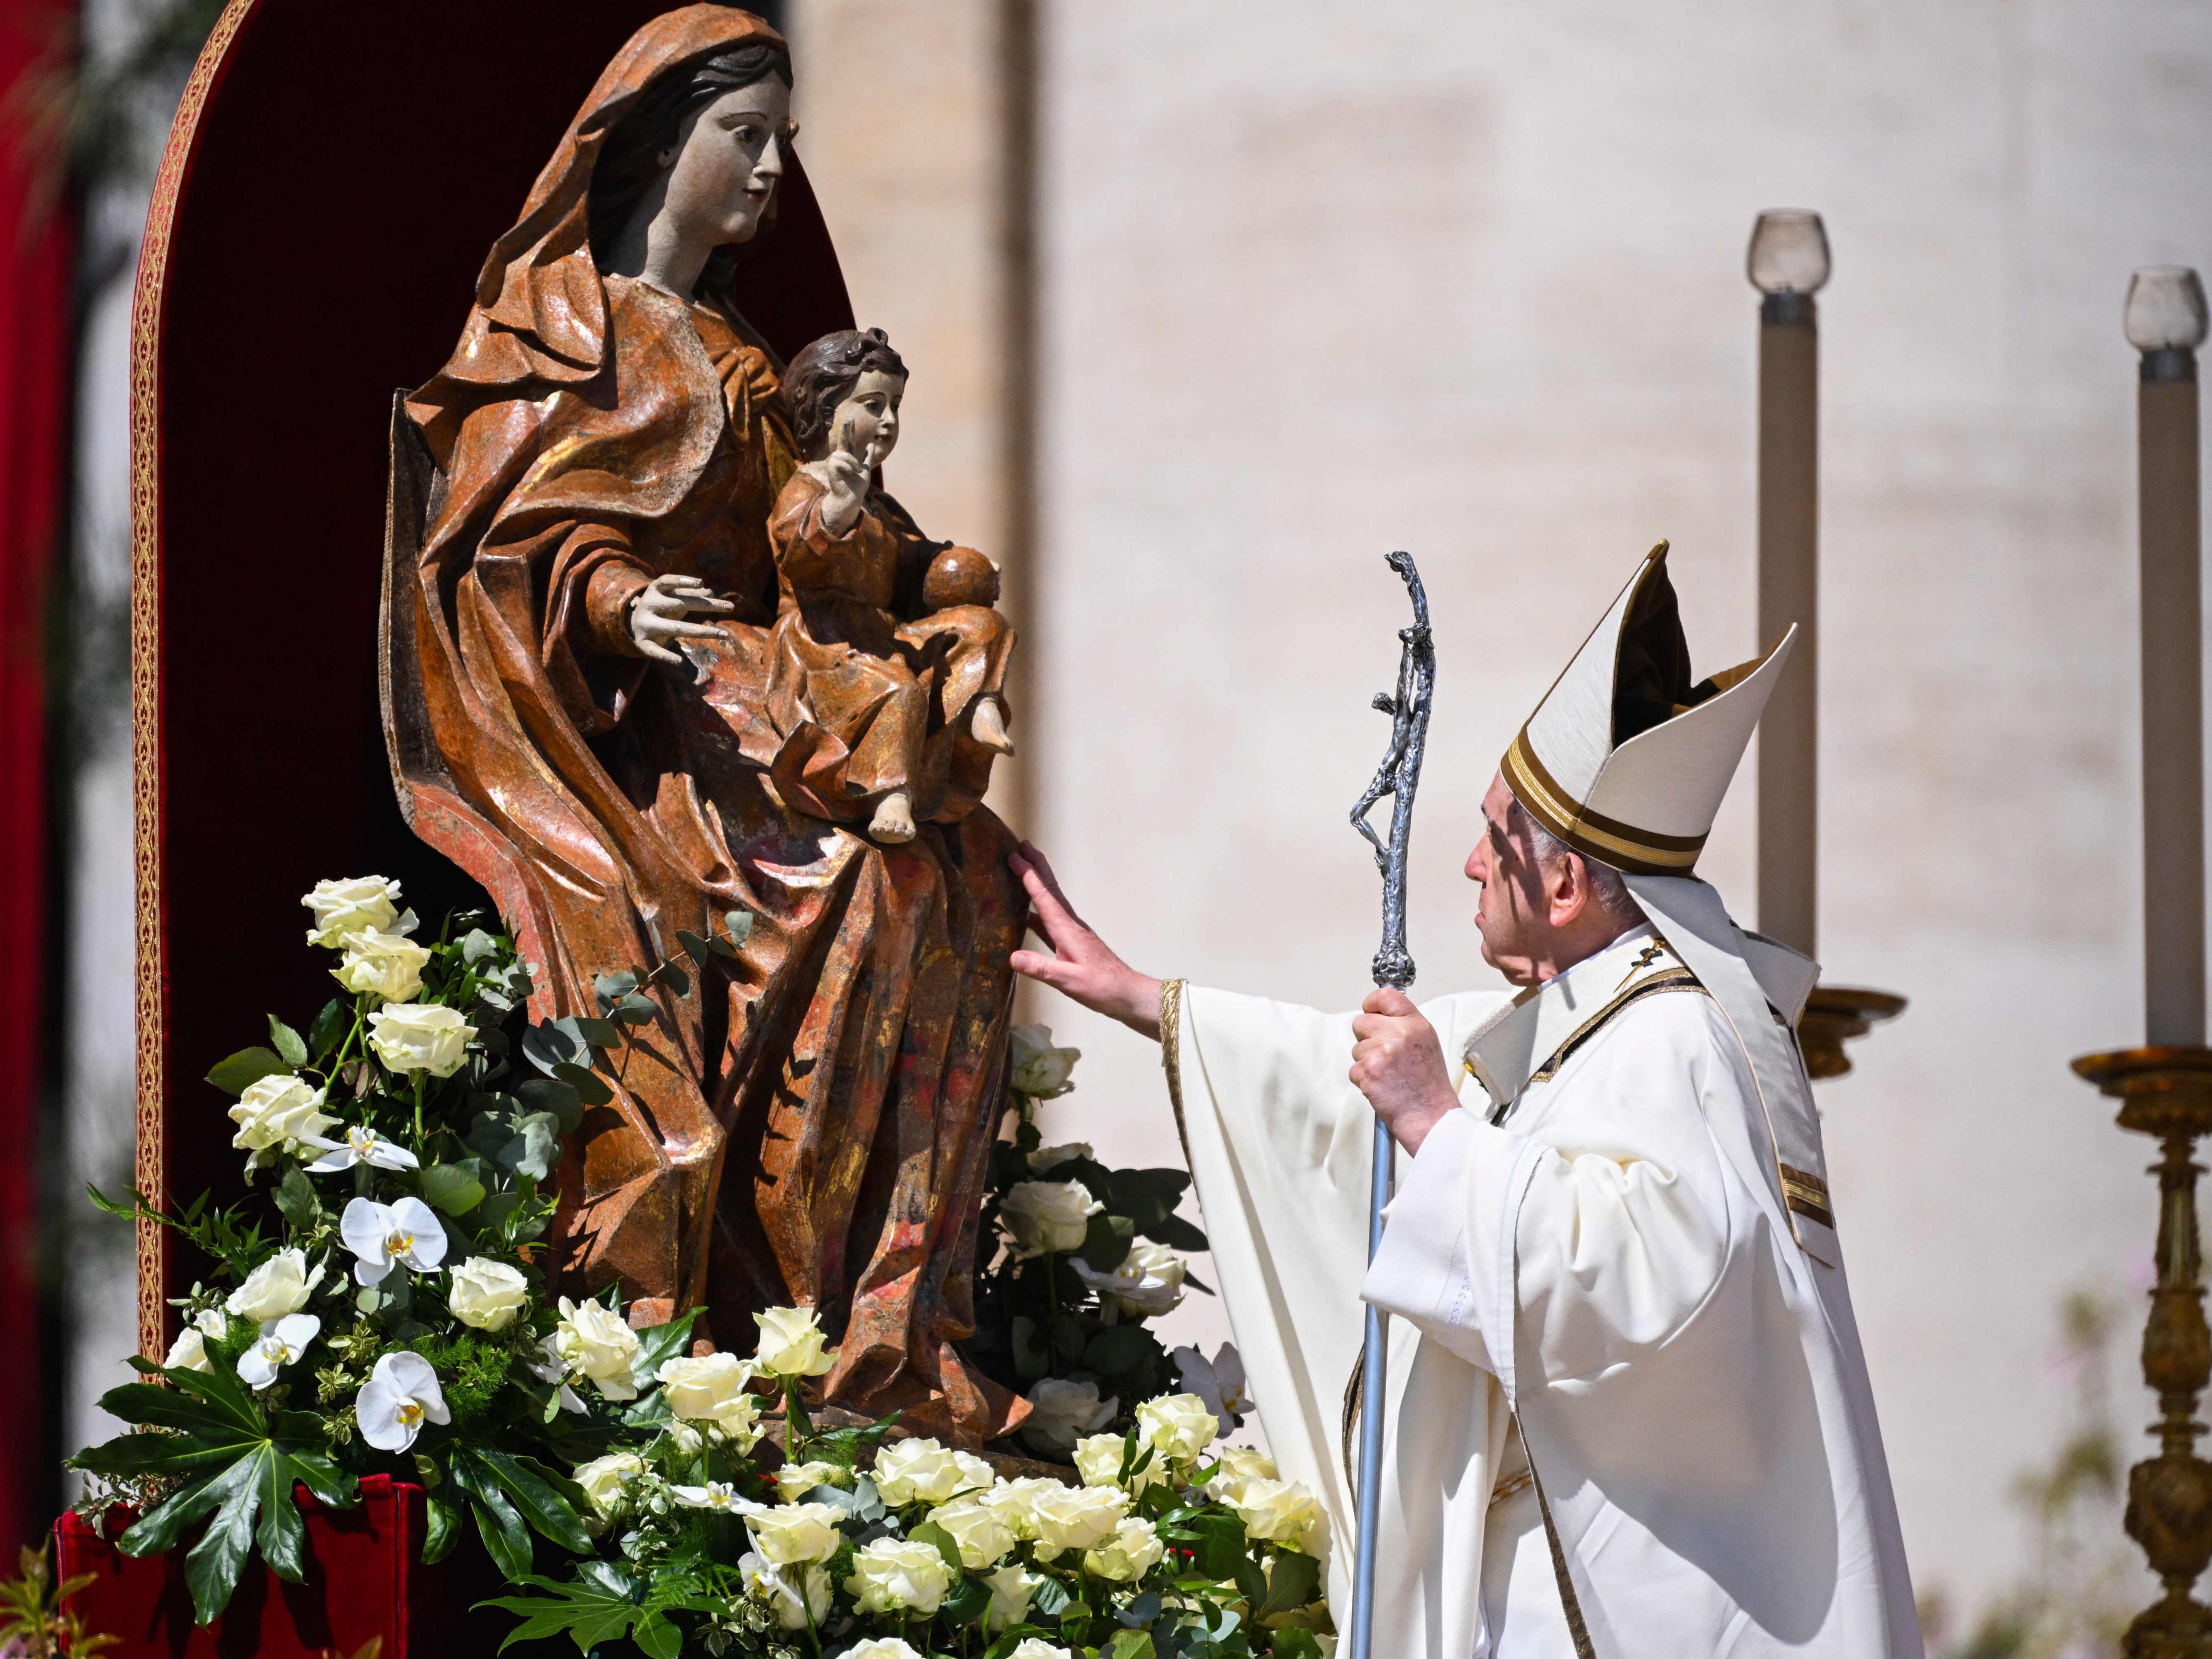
[1345, 550, 1435, 1659]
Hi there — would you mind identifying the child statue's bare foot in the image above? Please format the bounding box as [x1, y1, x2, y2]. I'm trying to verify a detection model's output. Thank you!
[870, 791, 917, 844]
[970, 696, 1015, 757]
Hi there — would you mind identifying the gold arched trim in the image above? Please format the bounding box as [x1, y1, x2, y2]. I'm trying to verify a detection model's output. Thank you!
[131, 0, 258, 1362]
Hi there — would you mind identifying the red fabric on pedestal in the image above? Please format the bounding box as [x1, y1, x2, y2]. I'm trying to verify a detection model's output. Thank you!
[0, 0, 75, 1560]
[54, 1475, 514, 1659]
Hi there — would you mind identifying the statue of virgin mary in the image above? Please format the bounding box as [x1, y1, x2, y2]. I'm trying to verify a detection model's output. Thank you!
[381, 5, 1026, 1445]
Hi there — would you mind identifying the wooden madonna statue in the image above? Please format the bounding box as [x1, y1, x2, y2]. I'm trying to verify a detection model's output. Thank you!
[382, 6, 1028, 1445]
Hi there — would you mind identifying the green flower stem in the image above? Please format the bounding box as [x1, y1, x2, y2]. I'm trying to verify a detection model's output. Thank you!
[782, 1376, 806, 1462]
[413, 1073, 427, 1143]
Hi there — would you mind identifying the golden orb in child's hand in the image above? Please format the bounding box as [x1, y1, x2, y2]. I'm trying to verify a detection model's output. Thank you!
[923, 545, 999, 611]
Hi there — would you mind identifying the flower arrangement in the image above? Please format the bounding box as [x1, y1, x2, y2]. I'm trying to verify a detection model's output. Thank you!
[68, 879, 1334, 1659]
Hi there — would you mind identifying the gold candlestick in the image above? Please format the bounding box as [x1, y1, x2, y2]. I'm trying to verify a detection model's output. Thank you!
[1796, 985, 1906, 1080]
[2074, 1046, 2212, 1658]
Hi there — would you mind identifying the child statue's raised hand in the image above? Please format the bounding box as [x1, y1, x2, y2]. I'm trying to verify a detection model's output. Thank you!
[814, 367, 901, 538]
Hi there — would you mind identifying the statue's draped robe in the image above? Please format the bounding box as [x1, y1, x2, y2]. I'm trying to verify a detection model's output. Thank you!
[1167, 924, 1920, 1657]
[388, 4, 1024, 1442]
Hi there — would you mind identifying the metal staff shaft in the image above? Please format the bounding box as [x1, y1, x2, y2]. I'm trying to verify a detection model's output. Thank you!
[1346, 551, 1435, 1659]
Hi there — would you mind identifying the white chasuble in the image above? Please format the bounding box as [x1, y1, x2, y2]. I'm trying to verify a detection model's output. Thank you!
[1166, 922, 1919, 1659]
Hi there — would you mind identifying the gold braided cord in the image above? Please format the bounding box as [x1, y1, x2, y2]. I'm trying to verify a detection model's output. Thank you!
[1158, 978, 1190, 1169]
[131, 0, 257, 1362]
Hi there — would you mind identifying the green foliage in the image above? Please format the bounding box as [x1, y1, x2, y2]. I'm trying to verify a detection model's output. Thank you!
[0, 1540, 121, 1659]
[479, 1561, 718, 1656]
[78, 1358, 356, 1624]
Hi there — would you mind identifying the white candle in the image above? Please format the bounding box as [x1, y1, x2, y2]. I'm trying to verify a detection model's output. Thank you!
[2128, 266, 2209, 1045]
[1748, 210, 1831, 961]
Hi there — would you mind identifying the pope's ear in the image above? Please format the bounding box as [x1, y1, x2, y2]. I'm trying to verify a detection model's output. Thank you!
[1549, 851, 1594, 927]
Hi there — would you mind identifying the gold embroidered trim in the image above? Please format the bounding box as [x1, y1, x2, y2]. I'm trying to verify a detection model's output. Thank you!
[1527, 968, 1704, 1086]
[133, 0, 257, 1363]
[1489, 1468, 1535, 1507]
[1503, 730, 1706, 875]
[1159, 978, 1190, 1169]
[1779, 1162, 1835, 1231]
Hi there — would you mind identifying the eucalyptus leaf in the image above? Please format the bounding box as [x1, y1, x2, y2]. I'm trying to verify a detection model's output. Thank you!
[562, 1015, 621, 1051]
[646, 958, 690, 997]
[496, 1114, 560, 1182]
[515, 1077, 584, 1136]
[550, 1061, 613, 1106]
[461, 928, 500, 964]
[522, 1023, 586, 1075]
[674, 929, 713, 963]
[723, 910, 754, 945]
[613, 993, 658, 1025]
[593, 970, 639, 1011]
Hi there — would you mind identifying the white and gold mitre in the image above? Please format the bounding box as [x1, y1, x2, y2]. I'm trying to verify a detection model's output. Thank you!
[1501, 541, 1796, 876]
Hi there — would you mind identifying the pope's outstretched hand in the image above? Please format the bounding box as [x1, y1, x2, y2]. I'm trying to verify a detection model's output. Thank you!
[1350, 988, 1461, 1154]
[1007, 843, 1164, 1038]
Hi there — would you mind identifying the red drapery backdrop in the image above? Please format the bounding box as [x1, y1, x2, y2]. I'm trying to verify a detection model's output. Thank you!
[0, 0, 75, 1560]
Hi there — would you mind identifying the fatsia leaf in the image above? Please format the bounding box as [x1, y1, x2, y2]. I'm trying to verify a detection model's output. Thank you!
[181, 1453, 265, 1623]
[450, 1455, 532, 1582]
[455, 1447, 591, 1555]
[205, 1047, 288, 1097]
[422, 1494, 463, 1566]
[254, 1449, 309, 1584]
[631, 1613, 681, 1659]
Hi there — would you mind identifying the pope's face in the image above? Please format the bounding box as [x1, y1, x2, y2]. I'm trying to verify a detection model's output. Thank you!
[831, 371, 906, 468]
[1466, 772, 1552, 987]
[663, 80, 792, 248]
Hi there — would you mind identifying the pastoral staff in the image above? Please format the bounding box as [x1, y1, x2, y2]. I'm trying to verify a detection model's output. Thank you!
[1010, 544, 1920, 1658]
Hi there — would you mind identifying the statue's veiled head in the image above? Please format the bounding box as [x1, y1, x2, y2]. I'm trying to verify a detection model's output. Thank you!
[590, 38, 795, 288]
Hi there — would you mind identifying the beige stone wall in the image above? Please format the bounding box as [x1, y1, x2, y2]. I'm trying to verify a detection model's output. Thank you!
[791, 0, 2212, 1618]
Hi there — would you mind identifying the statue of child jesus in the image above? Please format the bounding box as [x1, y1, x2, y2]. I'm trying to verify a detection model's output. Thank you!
[759, 328, 1015, 843]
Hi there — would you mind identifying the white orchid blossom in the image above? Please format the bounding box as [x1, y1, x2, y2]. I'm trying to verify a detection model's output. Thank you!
[1172, 1341, 1255, 1437]
[304, 1124, 420, 1174]
[340, 1195, 449, 1286]
[356, 1351, 449, 1451]
[236, 1313, 321, 1390]
[671, 1481, 763, 1514]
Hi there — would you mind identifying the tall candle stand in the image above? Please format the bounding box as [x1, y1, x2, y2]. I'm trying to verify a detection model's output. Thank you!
[1746, 209, 1907, 1082]
[2074, 1046, 2212, 1659]
[2076, 265, 2212, 1659]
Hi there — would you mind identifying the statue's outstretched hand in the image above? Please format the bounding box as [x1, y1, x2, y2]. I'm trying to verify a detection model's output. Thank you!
[1008, 842, 1164, 1039]
[818, 449, 871, 538]
[630, 573, 734, 676]
[1351, 986, 1461, 1154]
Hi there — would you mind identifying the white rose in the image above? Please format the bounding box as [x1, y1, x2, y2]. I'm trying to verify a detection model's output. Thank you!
[840, 1641, 924, 1659]
[1009, 1024, 1080, 1098]
[1025, 1141, 1092, 1173]
[843, 1537, 956, 1616]
[981, 1562, 1044, 1632]
[739, 1552, 832, 1632]
[303, 876, 403, 948]
[871, 1437, 993, 1507]
[572, 1452, 648, 1519]
[366, 1003, 476, 1078]
[1018, 1377, 1117, 1457]
[926, 1496, 1015, 1569]
[1071, 1241, 1186, 1318]
[1072, 1431, 1163, 1493]
[447, 1258, 530, 1332]
[1229, 1476, 1324, 1552]
[227, 1075, 337, 1164]
[1207, 1443, 1278, 1503]
[1025, 1482, 1129, 1561]
[658, 1352, 762, 1443]
[225, 1248, 321, 1322]
[998, 1180, 1102, 1258]
[1136, 1391, 1218, 1465]
[979, 1476, 1062, 1542]
[552, 1297, 644, 1400]
[1005, 1642, 1075, 1659]
[163, 1309, 226, 1374]
[752, 1305, 836, 1379]
[744, 1502, 846, 1566]
[333, 927, 431, 1002]
[1082, 1515, 1164, 1582]
[774, 1460, 846, 1503]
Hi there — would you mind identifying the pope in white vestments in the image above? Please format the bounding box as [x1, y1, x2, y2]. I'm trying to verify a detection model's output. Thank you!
[1010, 544, 1921, 1659]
